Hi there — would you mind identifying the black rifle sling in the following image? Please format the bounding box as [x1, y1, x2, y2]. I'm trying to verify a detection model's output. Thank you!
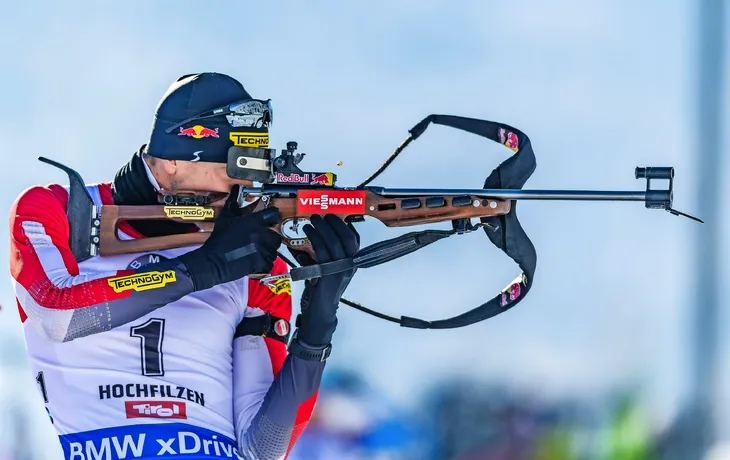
[285, 114, 538, 329]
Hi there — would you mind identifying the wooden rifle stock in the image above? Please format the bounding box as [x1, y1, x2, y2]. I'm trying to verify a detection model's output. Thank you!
[97, 190, 511, 257]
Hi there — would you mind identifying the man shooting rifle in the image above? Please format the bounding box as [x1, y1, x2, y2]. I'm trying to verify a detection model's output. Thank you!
[9, 72, 359, 459]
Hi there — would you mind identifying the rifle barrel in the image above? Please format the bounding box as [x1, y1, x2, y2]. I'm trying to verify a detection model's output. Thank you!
[376, 188, 647, 201]
[241, 186, 649, 202]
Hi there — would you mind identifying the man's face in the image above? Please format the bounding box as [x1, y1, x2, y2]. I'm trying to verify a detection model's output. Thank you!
[153, 158, 255, 205]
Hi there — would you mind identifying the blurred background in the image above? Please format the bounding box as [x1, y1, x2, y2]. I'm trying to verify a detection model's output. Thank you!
[0, 1, 726, 459]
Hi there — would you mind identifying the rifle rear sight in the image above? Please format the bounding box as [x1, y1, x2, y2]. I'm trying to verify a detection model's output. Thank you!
[227, 140, 338, 188]
[272, 141, 307, 176]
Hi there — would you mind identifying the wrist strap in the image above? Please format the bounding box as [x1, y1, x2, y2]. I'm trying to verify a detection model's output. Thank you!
[289, 258, 355, 282]
[287, 330, 332, 362]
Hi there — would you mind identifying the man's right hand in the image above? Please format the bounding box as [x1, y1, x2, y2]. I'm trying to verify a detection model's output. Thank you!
[176, 186, 282, 292]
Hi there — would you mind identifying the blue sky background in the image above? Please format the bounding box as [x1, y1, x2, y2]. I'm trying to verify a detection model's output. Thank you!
[0, 1, 727, 457]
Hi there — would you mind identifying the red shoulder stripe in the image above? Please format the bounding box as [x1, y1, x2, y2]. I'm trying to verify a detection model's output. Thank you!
[10, 185, 132, 312]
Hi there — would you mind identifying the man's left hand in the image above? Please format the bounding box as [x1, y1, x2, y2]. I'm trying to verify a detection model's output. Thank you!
[291, 214, 359, 351]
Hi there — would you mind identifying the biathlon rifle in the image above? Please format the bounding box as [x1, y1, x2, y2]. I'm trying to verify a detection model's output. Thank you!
[38, 115, 702, 330]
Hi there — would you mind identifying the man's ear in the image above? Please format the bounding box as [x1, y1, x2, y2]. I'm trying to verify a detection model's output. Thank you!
[159, 158, 178, 176]
[144, 155, 177, 190]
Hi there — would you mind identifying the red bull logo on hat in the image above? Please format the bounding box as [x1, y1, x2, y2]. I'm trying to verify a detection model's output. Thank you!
[178, 125, 219, 139]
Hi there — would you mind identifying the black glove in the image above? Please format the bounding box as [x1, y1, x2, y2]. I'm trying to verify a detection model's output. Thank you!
[289, 214, 360, 355]
[176, 186, 282, 291]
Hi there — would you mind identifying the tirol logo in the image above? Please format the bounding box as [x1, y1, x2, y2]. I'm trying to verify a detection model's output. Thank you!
[178, 125, 219, 139]
[230, 132, 269, 147]
[297, 189, 366, 214]
[125, 401, 187, 419]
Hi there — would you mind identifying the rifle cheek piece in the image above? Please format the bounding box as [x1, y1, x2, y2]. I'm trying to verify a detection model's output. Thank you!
[226, 141, 314, 185]
[226, 146, 276, 184]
